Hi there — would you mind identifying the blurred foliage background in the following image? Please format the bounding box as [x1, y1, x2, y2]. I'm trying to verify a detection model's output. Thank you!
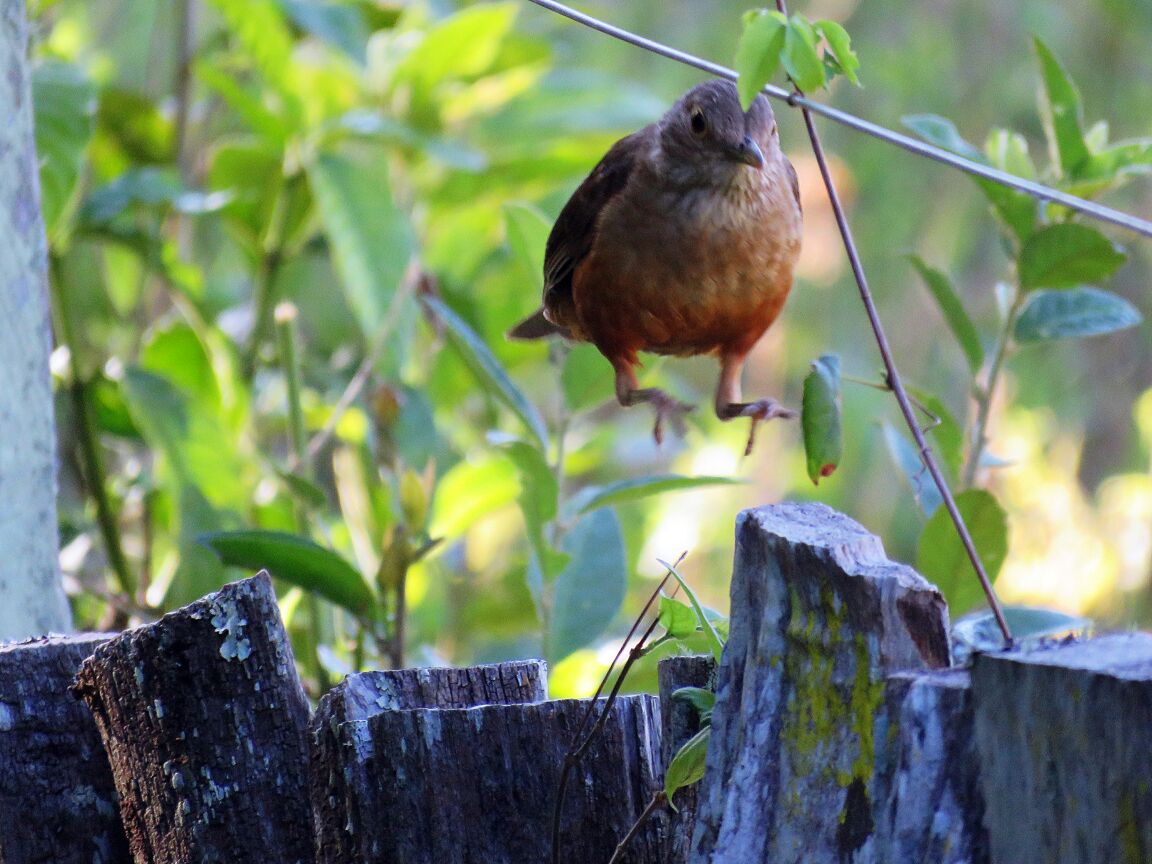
[29, 0, 1152, 696]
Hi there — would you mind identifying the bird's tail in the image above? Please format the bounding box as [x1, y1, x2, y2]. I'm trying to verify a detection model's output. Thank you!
[507, 307, 571, 340]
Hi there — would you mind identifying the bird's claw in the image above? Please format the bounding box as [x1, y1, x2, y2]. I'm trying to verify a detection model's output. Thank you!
[650, 395, 695, 446]
[723, 399, 797, 456]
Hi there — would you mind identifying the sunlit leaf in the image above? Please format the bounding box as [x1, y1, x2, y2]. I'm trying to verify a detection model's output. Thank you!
[569, 474, 743, 516]
[498, 438, 568, 579]
[659, 595, 699, 639]
[881, 421, 943, 516]
[279, 0, 370, 64]
[33, 61, 95, 239]
[661, 560, 725, 663]
[423, 295, 549, 450]
[207, 0, 303, 126]
[1033, 37, 1090, 177]
[916, 489, 1008, 615]
[814, 20, 860, 86]
[1017, 223, 1125, 291]
[549, 508, 626, 662]
[734, 10, 787, 110]
[782, 15, 825, 93]
[984, 128, 1035, 179]
[309, 150, 416, 373]
[1014, 287, 1142, 342]
[801, 354, 842, 484]
[908, 256, 983, 375]
[200, 530, 373, 615]
[431, 455, 519, 538]
[664, 726, 710, 808]
[503, 201, 550, 288]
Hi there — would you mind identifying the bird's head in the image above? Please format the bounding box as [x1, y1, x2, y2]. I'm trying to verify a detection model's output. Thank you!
[657, 79, 779, 187]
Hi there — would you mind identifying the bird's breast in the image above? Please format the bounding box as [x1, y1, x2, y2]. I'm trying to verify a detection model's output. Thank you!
[573, 159, 802, 359]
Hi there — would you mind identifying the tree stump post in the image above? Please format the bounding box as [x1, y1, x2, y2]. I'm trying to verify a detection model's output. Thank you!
[0, 634, 130, 864]
[689, 502, 951, 864]
[971, 632, 1152, 863]
[658, 654, 714, 864]
[311, 661, 548, 863]
[72, 572, 313, 864]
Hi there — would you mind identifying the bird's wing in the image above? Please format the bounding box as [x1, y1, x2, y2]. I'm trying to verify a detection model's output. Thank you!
[541, 128, 647, 321]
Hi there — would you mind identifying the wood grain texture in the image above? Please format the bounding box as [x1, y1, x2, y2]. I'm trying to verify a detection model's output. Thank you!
[72, 572, 313, 864]
[972, 633, 1152, 864]
[689, 502, 950, 864]
[311, 661, 548, 864]
[0, 0, 70, 639]
[0, 633, 130, 864]
[322, 695, 664, 864]
[658, 655, 714, 864]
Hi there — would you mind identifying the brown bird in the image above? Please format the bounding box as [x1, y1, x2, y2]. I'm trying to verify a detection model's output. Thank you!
[508, 79, 802, 454]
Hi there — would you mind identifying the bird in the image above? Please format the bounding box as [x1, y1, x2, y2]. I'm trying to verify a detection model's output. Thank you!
[508, 79, 802, 455]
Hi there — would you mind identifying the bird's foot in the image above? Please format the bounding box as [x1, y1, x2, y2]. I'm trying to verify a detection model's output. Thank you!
[720, 399, 797, 456]
[645, 391, 694, 446]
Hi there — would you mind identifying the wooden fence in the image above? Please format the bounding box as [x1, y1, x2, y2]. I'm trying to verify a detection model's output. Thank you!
[1, 502, 1149, 863]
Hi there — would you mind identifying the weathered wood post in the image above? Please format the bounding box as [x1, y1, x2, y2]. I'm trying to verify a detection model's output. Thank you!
[658, 654, 715, 864]
[72, 572, 314, 864]
[311, 661, 548, 863]
[0, 634, 130, 864]
[971, 633, 1152, 863]
[689, 502, 952, 863]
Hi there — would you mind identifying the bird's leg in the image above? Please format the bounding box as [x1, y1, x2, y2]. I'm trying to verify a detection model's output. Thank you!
[613, 360, 694, 445]
[715, 352, 796, 455]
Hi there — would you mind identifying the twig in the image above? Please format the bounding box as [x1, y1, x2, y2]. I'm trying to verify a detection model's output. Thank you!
[550, 552, 685, 864]
[606, 790, 667, 864]
[524, 0, 1152, 242]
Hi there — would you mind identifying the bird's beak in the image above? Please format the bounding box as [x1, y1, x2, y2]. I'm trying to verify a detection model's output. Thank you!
[730, 135, 765, 169]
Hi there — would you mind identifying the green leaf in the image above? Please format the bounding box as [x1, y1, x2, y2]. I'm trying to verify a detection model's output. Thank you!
[734, 10, 787, 110]
[503, 201, 550, 289]
[782, 16, 826, 93]
[1014, 287, 1142, 343]
[561, 344, 616, 412]
[908, 388, 964, 482]
[1033, 37, 1090, 177]
[96, 86, 175, 164]
[423, 295, 549, 450]
[207, 0, 303, 127]
[661, 560, 725, 663]
[549, 508, 627, 662]
[814, 20, 860, 86]
[279, 0, 370, 64]
[570, 474, 743, 517]
[985, 129, 1035, 179]
[276, 469, 328, 510]
[901, 114, 987, 165]
[498, 438, 568, 580]
[431, 455, 519, 538]
[664, 726, 711, 807]
[200, 530, 373, 615]
[32, 62, 95, 239]
[801, 354, 842, 484]
[659, 595, 699, 639]
[907, 256, 983, 375]
[1017, 223, 1125, 291]
[881, 421, 943, 516]
[916, 489, 1008, 615]
[672, 686, 716, 720]
[952, 605, 1092, 662]
[309, 151, 416, 374]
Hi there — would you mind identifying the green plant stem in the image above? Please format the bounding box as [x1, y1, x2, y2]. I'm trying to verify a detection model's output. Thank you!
[243, 174, 296, 380]
[49, 257, 136, 599]
[964, 291, 1025, 488]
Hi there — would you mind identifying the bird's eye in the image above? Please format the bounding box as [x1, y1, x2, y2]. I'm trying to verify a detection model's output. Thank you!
[689, 108, 707, 136]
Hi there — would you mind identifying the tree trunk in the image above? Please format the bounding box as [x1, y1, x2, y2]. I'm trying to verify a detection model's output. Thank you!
[658, 655, 714, 864]
[0, 0, 70, 639]
[689, 502, 951, 864]
[71, 572, 313, 864]
[0, 633, 130, 864]
[311, 660, 548, 864]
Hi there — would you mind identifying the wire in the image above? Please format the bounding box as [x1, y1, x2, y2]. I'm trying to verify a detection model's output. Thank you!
[527, 0, 1152, 241]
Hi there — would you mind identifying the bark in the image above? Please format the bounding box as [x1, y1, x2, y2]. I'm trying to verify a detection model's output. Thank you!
[71, 572, 313, 864]
[658, 655, 714, 864]
[689, 502, 950, 864]
[0, 0, 70, 639]
[319, 695, 664, 863]
[971, 633, 1152, 864]
[872, 669, 988, 863]
[311, 660, 548, 863]
[0, 633, 129, 864]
